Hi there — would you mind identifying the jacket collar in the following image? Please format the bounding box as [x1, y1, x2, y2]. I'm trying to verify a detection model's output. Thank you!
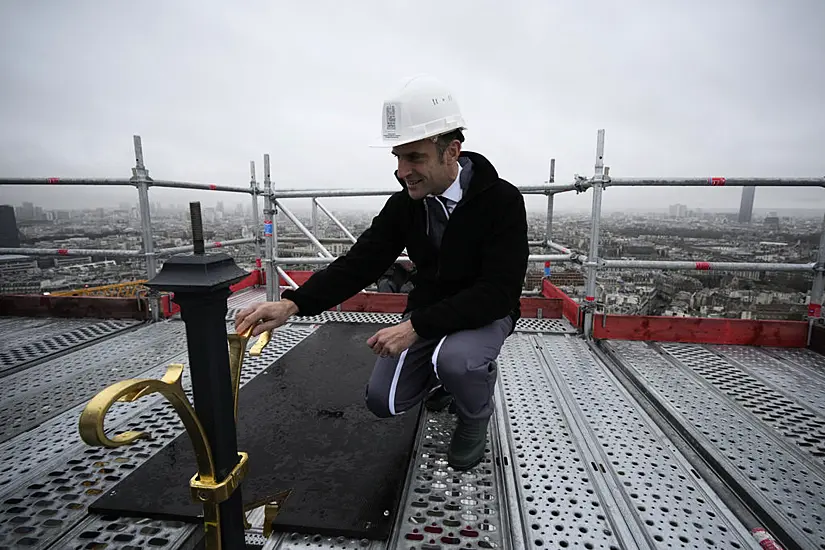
[394, 151, 499, 201]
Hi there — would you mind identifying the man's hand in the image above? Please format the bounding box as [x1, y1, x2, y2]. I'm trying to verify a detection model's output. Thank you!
[235, 299, 299, 336]
[367, 320, 418, 358]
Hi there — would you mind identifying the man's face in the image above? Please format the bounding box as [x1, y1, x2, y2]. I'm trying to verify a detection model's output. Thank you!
[392, 138, 460, 201]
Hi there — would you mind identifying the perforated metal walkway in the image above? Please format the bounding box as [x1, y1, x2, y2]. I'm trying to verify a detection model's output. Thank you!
[1, 289, 823, 549]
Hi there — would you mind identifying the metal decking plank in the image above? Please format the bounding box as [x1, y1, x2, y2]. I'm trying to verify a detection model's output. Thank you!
[0, 319, 143, 378]
[533, 334, 759, 550]
[387, 410, 506, 548]
[704, 344, 825, 416]
[660, 342, 825, 467]
[0, 317, 85, 349]
[48, 513, 199, 550]
[762, 346, 825, 386]
[529, 334, 646, 549]
[0, 325, 317, 550]
[0, 320, 190, 443]
[603, 340, 825, 550]
[495, 332, 626, 550]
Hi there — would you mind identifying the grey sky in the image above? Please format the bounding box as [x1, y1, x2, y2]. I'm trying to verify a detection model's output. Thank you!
[1, 1, 823, 215]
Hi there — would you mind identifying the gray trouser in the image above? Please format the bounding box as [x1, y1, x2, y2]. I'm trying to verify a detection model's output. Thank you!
[365, 316, 513, 421]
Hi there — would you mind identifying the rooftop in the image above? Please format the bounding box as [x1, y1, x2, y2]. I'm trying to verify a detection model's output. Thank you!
[1, 285, 823, 549]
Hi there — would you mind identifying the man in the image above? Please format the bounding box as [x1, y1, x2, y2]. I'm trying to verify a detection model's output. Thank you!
[236, 74, 529, 470]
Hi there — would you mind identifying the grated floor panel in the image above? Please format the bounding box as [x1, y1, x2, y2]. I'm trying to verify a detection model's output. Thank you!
[661, 343, 825, 466]
[0, 317, 97, 350]
[0, 324, 317, 550]
[706, 345, 825, 416]
[0, 319, 141, 377]
[226, 308, 577, 335]
[0, 320, 189, 443]
[4, 304, 823, 550]
[605, 340, 825, 550]
[496, 334, 760, 550]
[54, 514, 196, 550]
[389, 411, 504, 550]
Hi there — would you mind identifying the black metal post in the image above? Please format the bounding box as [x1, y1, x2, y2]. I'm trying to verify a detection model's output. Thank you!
[146, 201, 249, 549]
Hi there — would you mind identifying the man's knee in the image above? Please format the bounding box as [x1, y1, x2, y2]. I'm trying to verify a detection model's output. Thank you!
[364, 384, 394, 418]
[435, 339, 496, 381]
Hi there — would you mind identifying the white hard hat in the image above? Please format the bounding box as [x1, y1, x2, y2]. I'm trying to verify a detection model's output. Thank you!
[370, 74, 466, 148]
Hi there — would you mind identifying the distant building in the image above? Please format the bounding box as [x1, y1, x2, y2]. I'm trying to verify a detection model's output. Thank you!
[738, 186, 755, 223]
[0, 205, 20, 248]
[669, 204, 688, 218]
[0, 254, 37, 277]
[764, 211, 780, 228]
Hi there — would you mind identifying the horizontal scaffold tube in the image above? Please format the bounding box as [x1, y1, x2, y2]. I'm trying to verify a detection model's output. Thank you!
[544, 176, 825, 193]
[155, 238, 255, 256]
[271, 184, 560, 199]
[272, 254, 573, 265]
[0, 178, 133, 186]
[149, 180, 253, 194]
[0, 247, 140, 257]
[600, 259, 815, 272]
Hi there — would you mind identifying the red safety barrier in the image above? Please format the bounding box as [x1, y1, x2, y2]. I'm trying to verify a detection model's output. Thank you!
[519, 297, 563, 319]
[229, 270, 261, 293]
[592, 314, 808, 347]
[542, 280, 582, 328]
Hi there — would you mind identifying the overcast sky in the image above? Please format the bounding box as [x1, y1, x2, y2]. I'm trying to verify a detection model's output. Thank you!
[1, 1, 823, 215]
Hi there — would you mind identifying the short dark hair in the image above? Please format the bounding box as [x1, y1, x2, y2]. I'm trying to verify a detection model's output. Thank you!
[433, 128, 465, 160]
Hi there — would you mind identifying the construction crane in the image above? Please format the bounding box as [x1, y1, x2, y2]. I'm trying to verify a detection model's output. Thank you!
[52, 280, 148, 297]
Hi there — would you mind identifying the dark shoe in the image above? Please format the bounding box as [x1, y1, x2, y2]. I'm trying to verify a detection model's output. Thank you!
[425, 386, 454, 412]
[447, 416, 490, 471]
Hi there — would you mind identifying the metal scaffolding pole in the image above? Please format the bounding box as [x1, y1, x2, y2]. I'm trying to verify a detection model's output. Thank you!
[809, 214, 825, 344]
[584, 130, 606, 339]
[263, 154, 277, 302]
[274, 200, 334, 258]
[545, 159, 556, 244]
[277, 236, 356, 244]
[0, 177, 133, 186]
[314, 199, 357, 244]
[273, 253, 570, 266]
[311, 199, 319, 238]
[546, 241, 572, 255]
[146, 180, 253, 194]
[600, 259, 814, 272]
[155, 238, 256, 257]
[271, 185, 558, 200]
[545, 195, 555, 244]
[249, 161, 262, 270]
[131, 136, 160, 321]
[276, 266, 300, 290]
[541, 176, 825, 194]
[0, 247, 140, 258]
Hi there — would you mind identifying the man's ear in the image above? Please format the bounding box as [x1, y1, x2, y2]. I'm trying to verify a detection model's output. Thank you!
[447, 140, 462, 163]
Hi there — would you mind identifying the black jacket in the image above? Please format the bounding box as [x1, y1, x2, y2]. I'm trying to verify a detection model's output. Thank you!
[281, 151, 529, 340]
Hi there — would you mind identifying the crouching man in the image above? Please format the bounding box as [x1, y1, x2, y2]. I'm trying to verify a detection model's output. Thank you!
[236, 74, 529, 470]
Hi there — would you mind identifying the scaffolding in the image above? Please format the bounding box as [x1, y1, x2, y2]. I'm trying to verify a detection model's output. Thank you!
[1, 132, 822, 335]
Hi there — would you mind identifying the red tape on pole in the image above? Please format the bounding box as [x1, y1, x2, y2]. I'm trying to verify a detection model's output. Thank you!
[57, 249, 69, 255]
[209, 184, 217, 190]
[751, 528, 784, 550]
[214, 241, 222, 247]
[709, 177, 726, 186]
[695, 262, 711, 270]
[48, 177, 60, 184]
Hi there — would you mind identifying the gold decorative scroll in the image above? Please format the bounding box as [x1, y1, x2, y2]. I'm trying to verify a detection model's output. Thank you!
[77, 326, 273, 550]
